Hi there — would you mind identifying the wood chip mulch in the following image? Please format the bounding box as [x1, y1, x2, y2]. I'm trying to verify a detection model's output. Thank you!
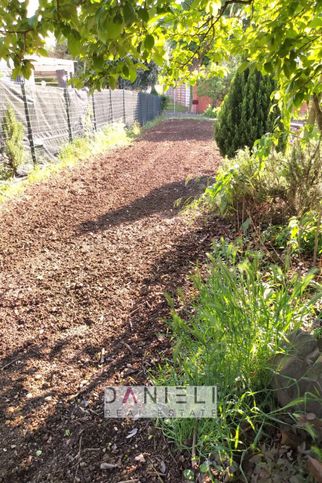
[0, 119, 229, 482]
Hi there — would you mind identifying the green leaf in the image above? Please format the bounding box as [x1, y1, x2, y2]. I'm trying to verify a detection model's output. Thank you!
[123, 3, 136, 24]
[238, 61, 249, 73]
[27, 15, 38, 28]
[309, 17, 322, 28]
[122, 64, 129, 77]
[144, 34, 154, 50]
[113, 13, 123, 24]
[86, 15, 97, 31]
[67, 33, 81, 56]
[293, 91, 304, 107]
[183, 468, 195, 480]
[108, 75, 118, 89]
[128, 65, 137, 82]
[138, 8, 149, 22]
[93, 55, 104, 69]
[154, 50, 164, 66]
[199, 462, 210, 473]
[21, 59, 34, 79]
[98, 20, 123, 41]
[264, 62, 273, 74]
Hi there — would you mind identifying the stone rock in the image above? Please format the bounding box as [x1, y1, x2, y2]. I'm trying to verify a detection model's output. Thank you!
[307, 354, 322, 380]
[100, 462, 119, 470]
[297, 414, 322, 442]
[273, 356, 308, 407]
[318, 338, 322, 352]
[302, 354, 322, 416]
[272, 331, 322, 417]
[287, 330, 319, 358]
[16, 162, 33, 177]
[307, 456, 322, 483]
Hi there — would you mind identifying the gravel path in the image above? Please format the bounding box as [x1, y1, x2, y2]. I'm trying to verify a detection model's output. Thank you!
[0, 119, 226, 482]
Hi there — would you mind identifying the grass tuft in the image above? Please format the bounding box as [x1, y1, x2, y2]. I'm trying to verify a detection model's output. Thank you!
[154, 239, 320, 469]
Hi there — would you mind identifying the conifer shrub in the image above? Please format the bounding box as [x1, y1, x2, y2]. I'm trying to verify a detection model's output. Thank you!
[215, 69, 280, 158]
[1, 106, 24, 177]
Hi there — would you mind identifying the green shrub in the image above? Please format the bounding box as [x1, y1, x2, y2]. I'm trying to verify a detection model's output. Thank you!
[203, 105, 217, 119]
[264, 211, 322, 257]
[155, 241, 319, 466]
[195, 143, 286, 221]
[282, 134, 322, 215]
[1, 106, 24, 177]
[215, 69, 281, 158]
[160, 94, 168, 112]
[197, 133, 322, 227]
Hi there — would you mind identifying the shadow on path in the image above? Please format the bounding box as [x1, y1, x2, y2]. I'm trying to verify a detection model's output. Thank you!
[78, 176, 213, 234]
[0, 217, 231, 483]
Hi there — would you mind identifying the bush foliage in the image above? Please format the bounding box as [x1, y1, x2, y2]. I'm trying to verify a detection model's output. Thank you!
[203, 105, 218, 119]
[215, 69, 280, 158]
[199, 133, 322, 221]
[195, 128, 322, 260]
[1, 106, 24, 177]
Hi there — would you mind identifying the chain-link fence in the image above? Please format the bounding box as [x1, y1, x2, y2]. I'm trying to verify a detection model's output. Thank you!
[165, 85, 191, 114]
[0, 80, 161, 167]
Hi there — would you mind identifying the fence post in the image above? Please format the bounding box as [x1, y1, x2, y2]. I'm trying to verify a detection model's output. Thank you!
[141, 94, 146, 125]
[109, 89, 114, 123]
[91, 94, 97, 131]
[56, 69, 67, 88]
[145, 95, 149, 123]
[21, 82, 37, 165]
[122, 89, 126, 124]
[64, 87, 73, 142]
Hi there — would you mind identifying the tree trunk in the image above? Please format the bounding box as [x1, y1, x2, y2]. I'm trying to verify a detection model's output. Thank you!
[308, 99, 316, 125]
[312, 94, 322, 133]
[313, 205, 321, 267]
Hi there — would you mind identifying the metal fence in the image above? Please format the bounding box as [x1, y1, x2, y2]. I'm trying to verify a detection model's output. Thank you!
[0, 80, 161, 166]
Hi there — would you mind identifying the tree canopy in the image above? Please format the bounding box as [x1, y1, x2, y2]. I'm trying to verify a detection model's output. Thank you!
[0, 0, 321, 119]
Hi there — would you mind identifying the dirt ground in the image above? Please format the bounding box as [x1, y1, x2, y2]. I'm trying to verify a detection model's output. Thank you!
[0, 119, 228, 482]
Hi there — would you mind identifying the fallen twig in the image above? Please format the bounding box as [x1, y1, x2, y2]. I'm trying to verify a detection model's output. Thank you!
[148, 458, 164, 482]
[121, 341, 134, 353]
[73, 430, 84, 483]
[191, 422, 198, 469]
[1, 357, 19, 371]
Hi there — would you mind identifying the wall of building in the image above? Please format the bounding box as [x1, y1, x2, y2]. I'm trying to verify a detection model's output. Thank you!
[191, 86, 213, 114]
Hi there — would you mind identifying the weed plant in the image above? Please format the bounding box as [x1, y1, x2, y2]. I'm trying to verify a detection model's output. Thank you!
[155, 240, 320, 468]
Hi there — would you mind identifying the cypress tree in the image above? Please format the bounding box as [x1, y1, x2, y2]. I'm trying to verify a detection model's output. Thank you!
[215, 69, 280, 158]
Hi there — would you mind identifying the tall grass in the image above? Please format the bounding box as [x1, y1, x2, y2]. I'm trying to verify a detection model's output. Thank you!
[155, 240, 320, 470]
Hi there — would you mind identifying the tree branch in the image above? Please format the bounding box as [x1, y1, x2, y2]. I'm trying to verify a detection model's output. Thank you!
[175, 0, 253, 70]
[313, 93, 322, 133]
